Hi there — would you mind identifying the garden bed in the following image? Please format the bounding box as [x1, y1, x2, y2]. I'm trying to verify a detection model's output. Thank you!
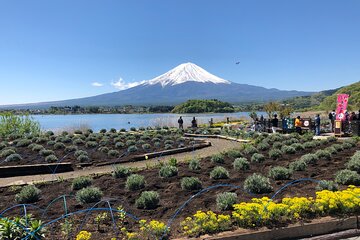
[0, 134, 359, 239]
[0, 129, 205, 169]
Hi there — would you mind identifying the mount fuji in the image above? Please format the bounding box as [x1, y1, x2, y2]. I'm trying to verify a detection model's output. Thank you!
[1, 63, 313, 109]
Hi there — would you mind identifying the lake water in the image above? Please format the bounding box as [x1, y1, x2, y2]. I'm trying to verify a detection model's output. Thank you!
[31, 112, 266, 132]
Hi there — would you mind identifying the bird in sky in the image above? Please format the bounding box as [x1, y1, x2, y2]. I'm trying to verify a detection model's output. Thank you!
[236, 62, 240, 64]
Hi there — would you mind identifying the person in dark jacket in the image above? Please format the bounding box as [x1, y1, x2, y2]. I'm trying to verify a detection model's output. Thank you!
[178, 116, 184, 129]
[315, 114, 321, 136]
[191, 117, 197, 128]
[271, 114, 279, 133]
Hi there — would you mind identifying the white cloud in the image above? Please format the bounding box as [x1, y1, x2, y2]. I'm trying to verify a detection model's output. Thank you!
[91, 82, 103, 87]
[111, 77, 145, 90]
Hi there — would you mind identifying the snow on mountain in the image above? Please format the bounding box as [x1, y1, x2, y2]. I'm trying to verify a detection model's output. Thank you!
[144, 62, 231, 87]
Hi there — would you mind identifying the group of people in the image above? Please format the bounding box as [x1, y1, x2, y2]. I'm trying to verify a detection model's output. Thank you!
[328, 109, 360, 133]
[177, 116, 197, 129]
[270, 114, 305, 134]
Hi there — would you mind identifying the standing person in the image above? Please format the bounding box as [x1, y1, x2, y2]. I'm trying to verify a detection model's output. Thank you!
[177, 116, 184, 130]
[295, 116, 302, 134]
[271, 114, 279, 133]
[329, 110, 336, 132]
[191, 117, 197, 129]
[315, 114, 321, 136]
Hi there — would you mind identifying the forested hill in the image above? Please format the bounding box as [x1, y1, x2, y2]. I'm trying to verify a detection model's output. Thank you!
[281, 81, 360, 111]
[171, 99, 235, 113]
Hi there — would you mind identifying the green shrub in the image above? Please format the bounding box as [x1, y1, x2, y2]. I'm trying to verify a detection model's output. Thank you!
[45, 154, 58, 163]
[140, 143, 150, 151]
[35, 137, 48, 144]
[65, 145, 78, 153]
[72, 176, 92, 190]
[76, 187, 103, 204]
[16, 139, 32, 147]
[0, 148, 16, 158]
[126, 140, 136, 146]
[113, 165, 131, 178]
[181, 177, 202, 191]
[289, 159, 307, 171]
[332, 144, 344, 152]
[257, 142, 270, 151]
[159, 165, 178, 178]
[319, 139, 329, 145]
[164, 140, 174, 145]
[15, 185, 41, 203]
[272, 142, 284, 149]
[0, 112, 40, 138]
[244, 173, 273, 194]
[326, 146, 338, 155]
[346, 152, 360, 173]
[85, 141, 98, 148]
[300, 153, 319, 164]
[73, 138, 85, 145]
[268, 166, 292, 180]
[250, 153, 265, 163]
[164, 144, 173, 150]
[74, 150, 88, 158]
[152, 137, 161, 142]
[31, 144, 44, 152]
[328, 136, 337, 142]
[342, 142, 353, 149]
[154, 142, 161, 148]
[225, 149, 242, 159]
[108, 149, 120, 158]
[211, 153, 225, 164]
[344, 138, 357, 147]
[168, 157, 177, 166]
[210, 166, 229, 179]
[315, 149, 331, 160]
[74, 130, 83, 134]
[126, 145, 137, 153]
[47, 140, 56, 146]
[77, 154, 89, 162]
[290, 143, 305, 151]
[114, 142, 124, 149]
[269, 149, 282, 160]
[0, 142, 7, 150]
[98, 146, 109, 153]
[189, 158, 201, 170]
[216, 192, 237, 211]
[335, 169, 360, 185]
[281, 145, 296, 154]
[303, 141, 316, 149]
[5, 153, 22, 162]
[316, 180, 339, 191]
[126, 174, 145, 190]
[135, 191, 160, 209]
[54, 142, 66, 150]
[39, 149, 55, 157]
[233, 158, 250, 170]
[243, 145, 258, 155]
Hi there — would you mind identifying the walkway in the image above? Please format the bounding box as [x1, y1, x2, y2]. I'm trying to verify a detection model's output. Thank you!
[0, 138, 242, 187]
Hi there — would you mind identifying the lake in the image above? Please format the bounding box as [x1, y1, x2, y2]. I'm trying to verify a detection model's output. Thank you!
[31, 112, 266, 132]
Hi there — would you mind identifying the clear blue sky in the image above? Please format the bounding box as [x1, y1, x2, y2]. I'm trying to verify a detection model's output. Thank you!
[0, 0, 359, 105]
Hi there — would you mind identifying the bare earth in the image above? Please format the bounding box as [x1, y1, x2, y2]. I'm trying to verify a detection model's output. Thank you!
[0, 137, 241, 187]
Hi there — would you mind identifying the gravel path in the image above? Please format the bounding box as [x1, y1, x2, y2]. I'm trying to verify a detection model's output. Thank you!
[0, 138, 242, 187]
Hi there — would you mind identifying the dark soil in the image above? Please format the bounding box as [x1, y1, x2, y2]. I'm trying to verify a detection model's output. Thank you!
[0, 141, 358, 239]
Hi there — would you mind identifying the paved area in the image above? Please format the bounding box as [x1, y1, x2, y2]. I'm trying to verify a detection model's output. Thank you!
[0, 138, 242, 187]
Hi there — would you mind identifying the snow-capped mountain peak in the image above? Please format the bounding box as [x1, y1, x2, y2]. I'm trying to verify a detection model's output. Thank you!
[144, 62, 231, 87]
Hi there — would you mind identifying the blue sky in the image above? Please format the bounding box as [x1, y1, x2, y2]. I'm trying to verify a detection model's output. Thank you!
[0, 0, 359, 105]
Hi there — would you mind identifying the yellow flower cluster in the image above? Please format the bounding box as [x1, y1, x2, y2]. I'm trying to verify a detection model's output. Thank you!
[315, 185, 360, 214]
[181, 186, 360, 236]
[139, 219, 169, 239]
[180, 210, 231, 236]
[76, 231, 92, 240]
[232, 186, 360, 228]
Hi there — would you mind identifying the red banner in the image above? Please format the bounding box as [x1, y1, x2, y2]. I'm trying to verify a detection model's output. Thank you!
[336, 94, 349, 121]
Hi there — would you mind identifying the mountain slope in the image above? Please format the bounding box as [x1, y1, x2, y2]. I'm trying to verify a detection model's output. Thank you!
[0, 63, 313, 109]
[319, 81, 360, 110]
